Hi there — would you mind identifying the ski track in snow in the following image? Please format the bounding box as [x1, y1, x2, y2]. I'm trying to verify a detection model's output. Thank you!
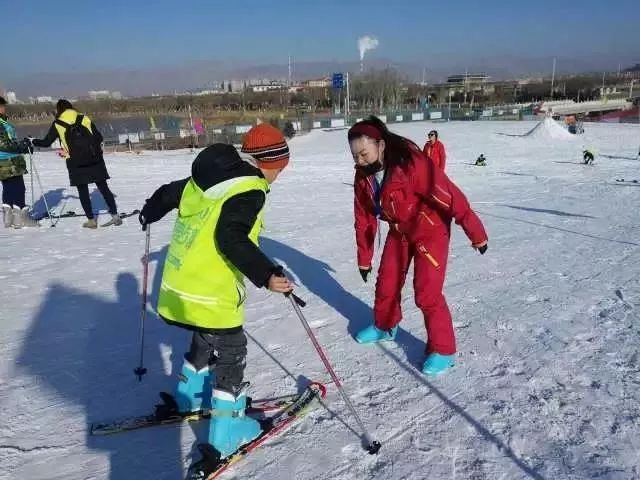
[1, 120, 639, 480]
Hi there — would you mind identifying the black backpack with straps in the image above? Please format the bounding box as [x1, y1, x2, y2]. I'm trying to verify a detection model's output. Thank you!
[55, 114, 101, 164]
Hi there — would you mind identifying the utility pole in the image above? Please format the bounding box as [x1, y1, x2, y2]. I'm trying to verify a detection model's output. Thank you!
[464, 68, 468, 104]
[550, 57, 556, 98]
[345, 72, 350, 121]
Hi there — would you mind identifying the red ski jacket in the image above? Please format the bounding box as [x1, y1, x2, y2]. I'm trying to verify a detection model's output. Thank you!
[422, 139, 446, 171]
[354, 143, 487, 268]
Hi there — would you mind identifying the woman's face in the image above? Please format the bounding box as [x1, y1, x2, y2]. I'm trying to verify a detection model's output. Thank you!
[350, 136, 385, 167]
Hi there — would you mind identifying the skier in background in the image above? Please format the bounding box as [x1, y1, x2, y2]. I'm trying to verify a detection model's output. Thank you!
[422, 129, 447, 170]
[349, 116, 488, 376]
[583, 148, 595, 165]
[139, 124, 293, 460]
[0, 95, 39, 228]
[32, 99, 121, 228]
[475, 154, 487, 166]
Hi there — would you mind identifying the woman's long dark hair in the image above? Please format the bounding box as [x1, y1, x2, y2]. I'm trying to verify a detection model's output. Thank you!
[348, 115, 419, 169]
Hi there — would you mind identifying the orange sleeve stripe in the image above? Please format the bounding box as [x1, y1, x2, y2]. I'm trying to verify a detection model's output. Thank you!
[435, 184, 452, 198]
[431, 194, 450, 208]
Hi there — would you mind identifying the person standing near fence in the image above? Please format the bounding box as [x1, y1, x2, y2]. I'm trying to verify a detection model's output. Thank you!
[0, 96, 39, 228]
[32, 99, 121, 228]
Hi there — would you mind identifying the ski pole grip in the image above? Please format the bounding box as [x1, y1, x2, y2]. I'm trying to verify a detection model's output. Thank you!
[290, 292, 307, 308]
[273, 266, 307, 307]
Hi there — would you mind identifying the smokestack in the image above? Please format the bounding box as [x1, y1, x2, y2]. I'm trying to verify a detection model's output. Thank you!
[358, 35, 379, 73]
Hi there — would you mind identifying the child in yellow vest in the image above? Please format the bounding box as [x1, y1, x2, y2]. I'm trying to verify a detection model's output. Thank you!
[139, 124, 292, 461]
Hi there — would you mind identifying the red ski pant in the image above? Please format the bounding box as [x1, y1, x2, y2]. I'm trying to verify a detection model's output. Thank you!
[373, 229, 455, 355]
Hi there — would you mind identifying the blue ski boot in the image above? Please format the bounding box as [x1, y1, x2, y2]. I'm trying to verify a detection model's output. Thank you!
[175, 360, 213, 413]
[208, 386, 263, 458]
[355, 324, 398, 344]
[421, 353, 455, 376]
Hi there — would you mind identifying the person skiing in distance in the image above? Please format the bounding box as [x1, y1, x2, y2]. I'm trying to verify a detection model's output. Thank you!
[475, 154, 487, 166]
[32, 99, 120, 228]
[138, 124, 292, 459]
[583, 148, 595, 165]
[422, 129, 446, 171]
[0, 95, 38, 228]
[350, 116, 488, 376]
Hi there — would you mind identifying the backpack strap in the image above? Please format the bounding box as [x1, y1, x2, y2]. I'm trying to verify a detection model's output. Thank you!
[55, 119, 71, 128]
[75, 114, 85, 125]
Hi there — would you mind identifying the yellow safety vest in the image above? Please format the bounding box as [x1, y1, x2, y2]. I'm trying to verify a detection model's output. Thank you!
[157, 175, 269, 330]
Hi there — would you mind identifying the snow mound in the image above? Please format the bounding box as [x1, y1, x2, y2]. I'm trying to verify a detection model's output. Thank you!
[524, 117, 576, 140]
[498, 117, 576, 140]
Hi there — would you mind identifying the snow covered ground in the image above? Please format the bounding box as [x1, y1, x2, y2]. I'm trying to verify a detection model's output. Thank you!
[1, 120, 639, 480]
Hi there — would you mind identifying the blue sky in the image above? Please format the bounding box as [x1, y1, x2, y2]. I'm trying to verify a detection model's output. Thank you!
[3, 0, 639, 79]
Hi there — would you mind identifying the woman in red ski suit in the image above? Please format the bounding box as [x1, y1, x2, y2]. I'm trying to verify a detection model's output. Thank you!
[349, 117, 488, 375]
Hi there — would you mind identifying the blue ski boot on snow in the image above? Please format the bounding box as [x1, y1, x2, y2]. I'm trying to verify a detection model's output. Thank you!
[175, 360, 214, 413]
[421, 353, 455, 376]
[208, 386, 263, 458]
[355, 324, 398, 344]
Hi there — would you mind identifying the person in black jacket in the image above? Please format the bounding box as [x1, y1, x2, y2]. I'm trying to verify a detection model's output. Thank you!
[138, 124, 293, 462]
[32, 99, 120, 228]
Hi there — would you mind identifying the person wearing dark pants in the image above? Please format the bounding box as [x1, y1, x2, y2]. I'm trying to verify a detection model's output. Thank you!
[0, 96, 38, 228]
[2, 175, 25, 208]
[32, 99, 120, 229]
[139, 124, 293, 464]
[76, 181, 117, 221]
[185, 329, 248, 395]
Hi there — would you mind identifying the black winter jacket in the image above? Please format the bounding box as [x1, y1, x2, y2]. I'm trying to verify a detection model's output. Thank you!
[141, 144, 276, 289]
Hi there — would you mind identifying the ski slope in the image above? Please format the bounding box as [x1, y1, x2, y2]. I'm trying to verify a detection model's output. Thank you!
[1, 120, 639, 480]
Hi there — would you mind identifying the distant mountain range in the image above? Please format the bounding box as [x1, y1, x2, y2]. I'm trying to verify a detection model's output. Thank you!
[5, 53, 639, 98]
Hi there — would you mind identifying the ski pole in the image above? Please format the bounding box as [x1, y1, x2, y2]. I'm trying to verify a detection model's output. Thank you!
[28, 152, 54, 227]
[284, 290, 381, 455]
[28, 151, 35, 208]
[134, 226, 151, 381]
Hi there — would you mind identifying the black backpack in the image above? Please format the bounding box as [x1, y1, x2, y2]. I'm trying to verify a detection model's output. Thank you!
[55, 114, 100, 163]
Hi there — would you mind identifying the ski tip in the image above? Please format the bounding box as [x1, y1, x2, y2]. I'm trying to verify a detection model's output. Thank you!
[366, 441, 382, 455]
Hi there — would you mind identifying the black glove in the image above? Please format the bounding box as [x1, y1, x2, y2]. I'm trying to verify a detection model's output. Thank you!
[477, 244, 488, 255]
[138, 212, 148, 231]
[139, 202, 152, 231]
[359, 267, 372, 282]
[19, 138, 34, 154]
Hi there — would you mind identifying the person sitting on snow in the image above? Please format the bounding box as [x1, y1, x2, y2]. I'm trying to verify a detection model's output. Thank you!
[475, 154, 487, 166]
[138, 124, 293, 465]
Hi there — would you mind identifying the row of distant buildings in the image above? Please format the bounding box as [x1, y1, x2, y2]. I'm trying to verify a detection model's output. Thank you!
[168, 77, 333, 96]
[2, 90, 124, 105]
[5, 64, 640, 105]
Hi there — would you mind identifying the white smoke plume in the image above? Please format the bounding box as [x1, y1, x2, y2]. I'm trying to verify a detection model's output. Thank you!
[358, 35, 379, 61]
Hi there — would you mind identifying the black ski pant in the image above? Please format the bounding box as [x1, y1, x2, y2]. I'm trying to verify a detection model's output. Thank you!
[1, 175, 26, 208]
[186, 328, 247, 395]
[77, 181, 117, 219]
